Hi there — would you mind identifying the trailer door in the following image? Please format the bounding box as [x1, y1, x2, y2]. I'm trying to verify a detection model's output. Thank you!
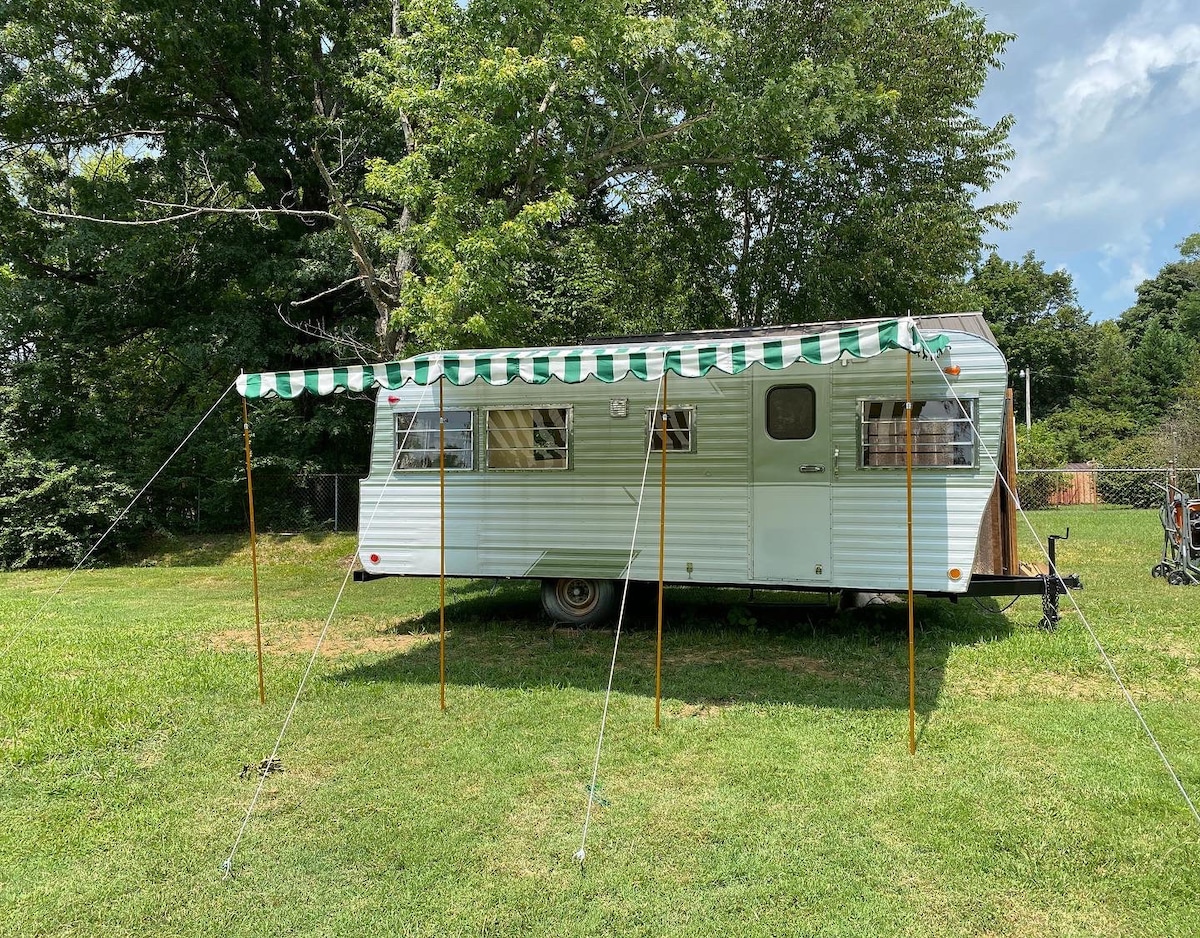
[750, 373, 833, 583]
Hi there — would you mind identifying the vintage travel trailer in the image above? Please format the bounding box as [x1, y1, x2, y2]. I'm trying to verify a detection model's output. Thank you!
[263, 314, 1060, 624]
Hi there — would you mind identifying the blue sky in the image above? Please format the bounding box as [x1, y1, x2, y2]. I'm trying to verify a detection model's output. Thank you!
[970, 0, 1200, 320]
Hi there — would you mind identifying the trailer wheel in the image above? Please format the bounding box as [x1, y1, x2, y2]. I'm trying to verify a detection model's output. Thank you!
[1166, 569, 1190, 586]
[1151, 563, 1169, 578]
[541, 577, 617, 626]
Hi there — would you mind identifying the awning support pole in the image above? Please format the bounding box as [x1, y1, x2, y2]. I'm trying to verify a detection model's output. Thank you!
[906, 352, 916, 754]
[241, 391, 266, 706]
[655, 371, 668, 729]
[439, 376, 447, 712]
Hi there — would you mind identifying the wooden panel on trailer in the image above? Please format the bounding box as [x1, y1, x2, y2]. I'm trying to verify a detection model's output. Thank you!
[973, 390, 1019, 576]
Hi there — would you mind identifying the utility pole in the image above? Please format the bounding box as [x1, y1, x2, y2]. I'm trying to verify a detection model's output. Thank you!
[1018, 367, 1032, 434]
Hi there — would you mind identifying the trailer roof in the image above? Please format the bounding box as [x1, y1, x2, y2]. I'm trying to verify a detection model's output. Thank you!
[237, 316, 951, 400]
[585, 313, 998, 348]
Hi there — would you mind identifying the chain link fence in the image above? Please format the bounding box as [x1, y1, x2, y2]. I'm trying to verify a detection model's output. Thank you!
[1016, 466, 1200, 512]
[1014, 466, 1200, 591]
[249, 472, 362, 533]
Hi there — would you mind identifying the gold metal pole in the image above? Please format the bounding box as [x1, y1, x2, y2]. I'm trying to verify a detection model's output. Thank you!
[439, 376, 447, 712]
[655, 371, 668, 729]
[906, 352, 916, 755]
[241, 392, 266, 706]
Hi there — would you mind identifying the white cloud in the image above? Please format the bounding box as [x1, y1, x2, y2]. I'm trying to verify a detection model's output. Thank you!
[1041, 178, 1138, 221]
[1044, 24, 1200, 142]
[1105, 259, 1152, 303]
[1099, 232, 1155, 304]
[1094, 218, 1179, 306]
[976, 0, 1200, 316]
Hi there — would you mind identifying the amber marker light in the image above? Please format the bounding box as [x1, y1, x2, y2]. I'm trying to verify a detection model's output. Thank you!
[948, 568, 962, 580]
[943, 364, 962, 376]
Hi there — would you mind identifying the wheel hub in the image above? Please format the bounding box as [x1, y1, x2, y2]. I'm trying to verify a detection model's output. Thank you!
[558, 578, 599, 613]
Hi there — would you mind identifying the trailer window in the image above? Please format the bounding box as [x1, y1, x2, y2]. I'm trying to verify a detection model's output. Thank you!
[487, 407, 570, 469]
[394, 411, 474, 470]
[766, 385, 816, 440]
[646, 407, 695, 452]
[860, 399, 976, 468]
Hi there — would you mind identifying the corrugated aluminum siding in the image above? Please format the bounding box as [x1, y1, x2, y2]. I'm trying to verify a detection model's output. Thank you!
[827, 331, 1007, 592]
[359, 375, 753, 584]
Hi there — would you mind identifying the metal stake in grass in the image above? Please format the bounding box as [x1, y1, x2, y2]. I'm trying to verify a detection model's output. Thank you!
[439, 374, 447, 712]
[241, 388, 266, 706]
[656, 370, 668, 729]
[906, 346, 916, 755]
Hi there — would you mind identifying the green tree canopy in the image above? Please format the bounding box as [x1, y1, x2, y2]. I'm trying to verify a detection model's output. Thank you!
[0, 0, 1016, 558]
[962, 251, 1093, 418]
[348, 0, 1015, 347]
[3, 0, 1017, 355]
[1119, 235, 1200, 345]
[1079, 320, 1141, 415]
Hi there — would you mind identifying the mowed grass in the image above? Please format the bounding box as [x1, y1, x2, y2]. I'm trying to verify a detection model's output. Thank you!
[1, 513, 1199, 937]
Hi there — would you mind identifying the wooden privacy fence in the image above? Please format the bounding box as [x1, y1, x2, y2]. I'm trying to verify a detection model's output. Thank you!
[1049, 465, 1099, 506]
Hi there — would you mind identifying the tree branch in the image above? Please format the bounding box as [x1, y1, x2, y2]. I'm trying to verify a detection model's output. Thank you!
[591, 113, 714, 162]
[0, 130, 165, 159]
[311, 142, 400, 354]
[289, 275, 366, 307]
[138, 199, 335, 222]
[27, 201, 336, 227]
[276, 304, 379, 364]
[28, 206, 206, 227]
[16, 257, 100, 286]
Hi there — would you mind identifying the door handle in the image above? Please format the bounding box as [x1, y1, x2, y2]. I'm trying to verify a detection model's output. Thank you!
[798, 465, 825, 473]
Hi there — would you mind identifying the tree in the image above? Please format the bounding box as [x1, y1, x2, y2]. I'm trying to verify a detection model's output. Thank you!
[1119, 233, 1200, 344]
[1, 0, 1017, 553]
[354, 0, 1015, 345]
[1102, 234, 1200, 424]
[1078, 320, 1139, 414]
[4, 0, 1016, 351]
[1038, 405, 1138, 463]
[962, 251, 1093, 417]
[1128, 319, 1194, 421]
[0, 0, 382, 542]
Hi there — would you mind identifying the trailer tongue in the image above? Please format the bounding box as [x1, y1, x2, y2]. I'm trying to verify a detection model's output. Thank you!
[962, 528, 1082, 630]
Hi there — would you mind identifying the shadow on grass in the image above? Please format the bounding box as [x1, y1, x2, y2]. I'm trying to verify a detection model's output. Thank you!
[331, 581, 1015, 716]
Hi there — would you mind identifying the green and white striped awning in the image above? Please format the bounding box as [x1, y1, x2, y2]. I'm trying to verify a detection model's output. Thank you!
[237, 317, 949, 399]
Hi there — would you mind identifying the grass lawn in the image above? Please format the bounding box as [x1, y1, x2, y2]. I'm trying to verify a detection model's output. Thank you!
[2, 510, 1198, 937]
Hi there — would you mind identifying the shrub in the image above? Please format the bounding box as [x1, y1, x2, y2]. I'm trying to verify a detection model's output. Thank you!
[1096, 435, 1168, 508]
[0, 450, 137, 570]
[1015, 424, 1067, 510]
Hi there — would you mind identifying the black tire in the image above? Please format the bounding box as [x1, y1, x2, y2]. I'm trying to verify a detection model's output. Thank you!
[541, 577, 618, 626]
[1151, 563, 1168, 578]
[1166, 569, 1189, 586]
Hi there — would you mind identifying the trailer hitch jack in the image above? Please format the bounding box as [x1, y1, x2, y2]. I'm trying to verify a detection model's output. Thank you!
[1041, 527, 1070, 631]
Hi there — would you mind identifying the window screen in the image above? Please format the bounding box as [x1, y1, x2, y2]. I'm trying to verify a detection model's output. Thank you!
[860, 399, 976, 468]
[487, 407, 570, 469]
[394, 411, 474, 470]
[766, 385, 816, 440]
[646, 407, 695, 452]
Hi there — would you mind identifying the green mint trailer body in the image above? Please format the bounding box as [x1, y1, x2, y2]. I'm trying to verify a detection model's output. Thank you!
[356, 317, 1007, 605]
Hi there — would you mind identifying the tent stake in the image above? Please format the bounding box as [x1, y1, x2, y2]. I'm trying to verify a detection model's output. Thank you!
[906, 352, 916, 754]
[655, 372, 668, 729]
[241, 392, 266, 706]
[439, 375, 447, 712]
